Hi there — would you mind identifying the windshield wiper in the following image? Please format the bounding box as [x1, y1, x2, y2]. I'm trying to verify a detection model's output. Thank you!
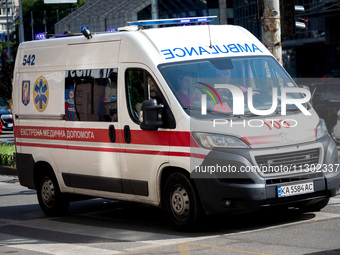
[183, 106, 233, 116]
[183, 106, 201, 111]
[235, 112, 260, 117]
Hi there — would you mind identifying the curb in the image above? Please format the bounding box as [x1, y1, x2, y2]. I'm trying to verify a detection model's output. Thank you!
[0, 166, 17, 175]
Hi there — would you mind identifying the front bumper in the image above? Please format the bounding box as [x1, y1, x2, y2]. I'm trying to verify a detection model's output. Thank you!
[191, 135, 340, 215]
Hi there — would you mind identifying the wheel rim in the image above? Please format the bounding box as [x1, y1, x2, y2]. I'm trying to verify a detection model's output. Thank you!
[170, 186, 190, 221]
[41, 177, 55, 208]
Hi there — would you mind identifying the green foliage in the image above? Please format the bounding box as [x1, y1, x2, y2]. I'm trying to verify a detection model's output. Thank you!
[0, 143, 15, 155]
[0, 143, 15, 167]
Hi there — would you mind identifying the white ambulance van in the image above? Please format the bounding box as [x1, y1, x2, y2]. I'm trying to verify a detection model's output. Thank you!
[12, 17, 340, 230]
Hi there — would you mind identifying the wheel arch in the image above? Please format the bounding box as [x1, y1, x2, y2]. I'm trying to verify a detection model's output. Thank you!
[33, 161, 56, 189]
[34, 160, 70, 216]
[159, 166, 200, 208]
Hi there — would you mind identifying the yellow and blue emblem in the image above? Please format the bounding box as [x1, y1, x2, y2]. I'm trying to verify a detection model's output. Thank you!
[33, 76, 49, 112]
[278, 186, 282, 197]
[22, 81, 30, 106]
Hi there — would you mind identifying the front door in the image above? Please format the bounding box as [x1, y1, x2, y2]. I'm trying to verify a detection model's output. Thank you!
[119, 64, 171, 202]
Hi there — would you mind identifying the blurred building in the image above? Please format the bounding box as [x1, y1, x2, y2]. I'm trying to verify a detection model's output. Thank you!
[282, 0, 340, 78]
[0, 0, 18, 42]
[54, 0, 233, 34]
[55, 0, 150, 34]
[54, 0, 340, 78]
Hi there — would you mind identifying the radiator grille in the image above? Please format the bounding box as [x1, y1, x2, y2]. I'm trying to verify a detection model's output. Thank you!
[255, 148, 320, 176]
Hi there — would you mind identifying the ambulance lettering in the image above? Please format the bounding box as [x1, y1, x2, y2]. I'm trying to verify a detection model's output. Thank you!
[18, 127, 95, 140]
[21, 128, 43, 137]
[44, 129, 67, 139]
[19, 127, 65, 139]
[161, 43, 263, 59]
[67, 130, 95, 140]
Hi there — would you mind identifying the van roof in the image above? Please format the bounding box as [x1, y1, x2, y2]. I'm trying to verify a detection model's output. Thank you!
[140, 25, 271, 62]
[18, 24, 271, 66]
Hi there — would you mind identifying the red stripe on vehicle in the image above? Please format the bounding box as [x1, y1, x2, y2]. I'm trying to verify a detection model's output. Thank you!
[241, 129, 316, 145]
[241, 135, 280, 145]
[15, 126, 193, 147]
[16, 142, 206, 159]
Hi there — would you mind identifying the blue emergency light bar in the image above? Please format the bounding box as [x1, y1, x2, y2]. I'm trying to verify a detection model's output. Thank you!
[106, 28, 118, 33]
[35, 33, 47, 40]
[33, 16, 216, 41]
[35, 31, 82, 40]
[128, 16, 216, 26]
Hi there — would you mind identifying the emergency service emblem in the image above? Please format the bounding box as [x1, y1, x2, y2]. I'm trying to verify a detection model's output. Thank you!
[22, 81, 30, 106]
[33, 76, 49, 112]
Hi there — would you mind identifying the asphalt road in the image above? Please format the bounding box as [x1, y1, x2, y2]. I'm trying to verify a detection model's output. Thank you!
[1, 175, 340, 255]
[1, 131, 340, 254]
[0, 130, 14, 144]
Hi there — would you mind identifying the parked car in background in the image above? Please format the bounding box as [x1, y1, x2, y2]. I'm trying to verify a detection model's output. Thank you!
[331, 110, 340, 143]
[312, 82, 340, 143]
[1, 114, 13, 131]
[0, 97, 13, 132]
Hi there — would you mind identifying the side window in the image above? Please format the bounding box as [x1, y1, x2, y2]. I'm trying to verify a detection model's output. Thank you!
[327, 85, 340, 101]
[312, 86, 327, 102]
[125, 68, 164, 122]
[65, 69, 118, 122]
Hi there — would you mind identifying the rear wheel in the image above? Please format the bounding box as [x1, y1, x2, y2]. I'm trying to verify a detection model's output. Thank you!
[37, 169, 69, 216]
[164, 172, 203, 231]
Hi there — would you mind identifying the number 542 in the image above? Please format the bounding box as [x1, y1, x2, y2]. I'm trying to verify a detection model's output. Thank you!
[22, 54, 35, 66]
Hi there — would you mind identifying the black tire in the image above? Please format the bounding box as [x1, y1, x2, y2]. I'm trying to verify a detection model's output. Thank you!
[37, 169, 69, 216]
[301, 198, 330, 212]
[163, 172, 203, 231]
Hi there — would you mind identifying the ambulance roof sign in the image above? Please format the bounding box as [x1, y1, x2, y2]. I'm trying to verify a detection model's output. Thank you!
[44, 0, 77, 3]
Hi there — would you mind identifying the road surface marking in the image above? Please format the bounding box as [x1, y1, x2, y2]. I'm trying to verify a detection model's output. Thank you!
[5, 241, 121, 255]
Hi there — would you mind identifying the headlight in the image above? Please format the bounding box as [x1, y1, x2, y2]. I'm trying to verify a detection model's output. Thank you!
[193, 133, 249, 149]
[316, 119, 328, 139]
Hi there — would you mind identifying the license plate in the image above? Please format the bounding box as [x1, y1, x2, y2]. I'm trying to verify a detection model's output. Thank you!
[278, 182, 314, 197]
[8, 123, 13, 127]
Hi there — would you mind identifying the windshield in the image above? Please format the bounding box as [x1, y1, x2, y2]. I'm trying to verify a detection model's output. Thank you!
[158, 56, 305, 118]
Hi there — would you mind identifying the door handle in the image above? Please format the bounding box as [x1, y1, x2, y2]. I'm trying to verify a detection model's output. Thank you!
[109, 125, 115, 143]
[124, 125, 131, 143]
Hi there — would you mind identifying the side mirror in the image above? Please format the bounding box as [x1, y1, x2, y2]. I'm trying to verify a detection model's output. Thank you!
[298, 85, 311, 99]
[299, 85, 311, 92]
[140, 99, 164, 131]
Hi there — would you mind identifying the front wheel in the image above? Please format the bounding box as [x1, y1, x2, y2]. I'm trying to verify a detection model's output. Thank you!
[37, 170, 69, 216]
[164, 172, 203, 231]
